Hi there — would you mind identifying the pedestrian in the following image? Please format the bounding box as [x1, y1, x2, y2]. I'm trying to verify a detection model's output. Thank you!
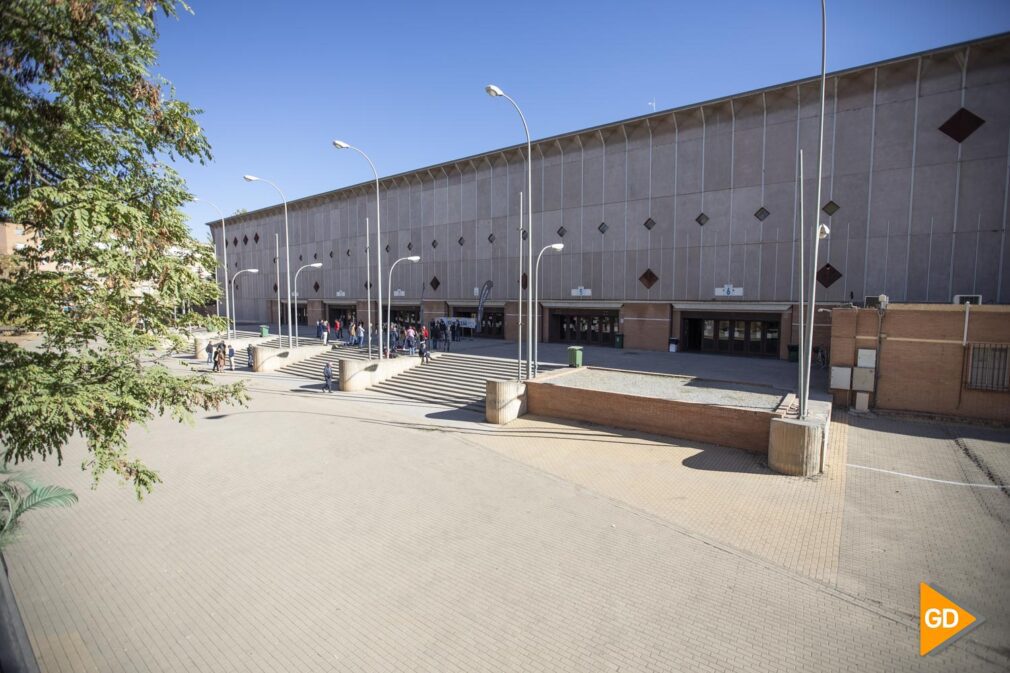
[205, 342, 213, 365]
[214, 345, 225, 372]
[322, 361, 333, 393]
[247, 344, 254, 369]
[419, 338, 432, 364]
[356, 322, 365, 347]
[406, 325, 417, 355]
[334, 318, 341, 340]
[227, 344, 235, 371]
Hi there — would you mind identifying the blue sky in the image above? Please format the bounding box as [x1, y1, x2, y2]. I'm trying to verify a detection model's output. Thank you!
[156, 0, 1010, 236]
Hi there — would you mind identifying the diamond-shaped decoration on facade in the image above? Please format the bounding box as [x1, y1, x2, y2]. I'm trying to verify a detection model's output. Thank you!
[816, 263, 843, 289]
[557, 226, 567, 238]
[429, 276, 440, 291]
[488, 233, 496, 244]
[313, 253, 317, 260]
[407, 242, 413, 251]
[522, 229, 528, 240]
[313, 281, 320, 293]
[754, 207, 770, 222]
[458, 236, 465, 246]
[822, 200, 840, 216]
[639, 268, 659, 289]
[329, 250, 334, 258]
[273, 283, 278, 292]
[938, 107, 985, 143]
[431, 239, 438, 249]
[521, 272, 528, 290]
[298, 254, 303, 261]
[234, 261, 239, 268]
[242, 235, 248, 245]
[643, 217, 656, 231]
[364, 281, 372, 289]
[233, 237, 238, 246]
[346, 249, 351, 256]
[598, 222, 608, 234]
[385, 244, 391, 253]
[695, 212, 709, 226]
[254, 233, 260, 244]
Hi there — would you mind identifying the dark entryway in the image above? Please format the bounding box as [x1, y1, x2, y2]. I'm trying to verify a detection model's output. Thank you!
[551, 310, 619, 346]
[682, 316, 780, 356]
[452, 306, 504, 338]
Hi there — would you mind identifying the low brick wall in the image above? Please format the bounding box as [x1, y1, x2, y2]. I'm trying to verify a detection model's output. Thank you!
[525, 369, 790, 454]
[251, 343, 331, 373]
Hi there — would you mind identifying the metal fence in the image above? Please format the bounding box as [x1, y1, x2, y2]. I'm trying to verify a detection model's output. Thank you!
[963, 343, 1010, 392]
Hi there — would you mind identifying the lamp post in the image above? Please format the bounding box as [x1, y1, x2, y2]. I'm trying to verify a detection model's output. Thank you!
[244, 175, 292, 349]
[333, 141, 383, 361]
[387, 256, 421, 355]
[802, 0, 829, 419]
[534, 243, 564, 377]
[292, 262, 323, 348]
[486, 84, 533, 380]
[195, 198, 230, 338]
[802, 224, 830, 417]
[230, 268, 260, 341]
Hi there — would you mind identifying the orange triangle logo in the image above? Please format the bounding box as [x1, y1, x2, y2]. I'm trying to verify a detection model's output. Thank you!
[920, 583, 983, 656]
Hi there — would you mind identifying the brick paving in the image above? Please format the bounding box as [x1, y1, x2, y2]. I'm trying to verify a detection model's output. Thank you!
[3, 364, 1007, 671]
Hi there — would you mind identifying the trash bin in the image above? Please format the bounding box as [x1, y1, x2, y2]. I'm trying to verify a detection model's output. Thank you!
[614, 333, 624, 349]
[259, 325, 270, 338]
[567, 346, 583, 368]
[668, 337, 679, 353]
[787, 344, 799, 362]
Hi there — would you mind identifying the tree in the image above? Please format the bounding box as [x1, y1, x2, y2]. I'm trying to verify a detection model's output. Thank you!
[0, 466, 77, 549]
[0, 1, 246, 498]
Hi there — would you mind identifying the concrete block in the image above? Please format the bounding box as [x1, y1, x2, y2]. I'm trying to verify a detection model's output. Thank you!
[339, 355, 422, 392]
[252, 343, 330, 373]
[854, 391, 870, 412]
[857, 348, 877, 368]
[768, 417, 824, 476]
[485, 379, 527, 425]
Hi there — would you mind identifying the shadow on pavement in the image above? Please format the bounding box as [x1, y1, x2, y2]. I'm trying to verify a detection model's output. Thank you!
[681, 447, 774, 476]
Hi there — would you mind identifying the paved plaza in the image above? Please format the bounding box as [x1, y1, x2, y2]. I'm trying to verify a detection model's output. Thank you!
[3, 349, 1008, 672]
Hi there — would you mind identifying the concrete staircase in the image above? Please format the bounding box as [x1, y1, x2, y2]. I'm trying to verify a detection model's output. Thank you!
[371, 353, 535, 412]
[277, 344, 372, 380]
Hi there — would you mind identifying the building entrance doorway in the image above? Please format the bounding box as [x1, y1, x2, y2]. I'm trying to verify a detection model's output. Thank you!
[551, 310, 619, 346]
[682, 315, 780, 356]
[451, 306, 504, 338]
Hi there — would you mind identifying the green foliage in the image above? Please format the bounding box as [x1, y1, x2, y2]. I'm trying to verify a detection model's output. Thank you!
[0, 467, 78, 549]
[0, 1, 246, 498]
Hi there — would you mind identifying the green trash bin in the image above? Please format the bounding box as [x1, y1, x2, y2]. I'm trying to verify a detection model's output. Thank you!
[614, 333, 624, 349]
[567, 346, 583, 368]
[787, 344, 799, 362]
[259, 325, 270, 338]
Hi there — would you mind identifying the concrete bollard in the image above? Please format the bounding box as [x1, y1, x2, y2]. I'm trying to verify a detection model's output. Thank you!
[768, 417, 824, 476]
[485, 379, 527, 424]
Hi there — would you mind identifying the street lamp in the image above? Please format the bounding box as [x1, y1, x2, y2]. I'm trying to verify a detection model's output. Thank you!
[230, 268, 260, 341]
[292, 262, 323, 348]
[387, 256, 421, 355]
[486, 84, 533, 380]
[534, 243, 564, 377]
[333, 140, 383, 361]
[801, 223, 830, 417]
[195, 198, 230, 338]
[244, 175, 293, 349]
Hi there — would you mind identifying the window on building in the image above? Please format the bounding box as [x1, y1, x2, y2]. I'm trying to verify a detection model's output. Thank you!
[965, 344, 1010, 392]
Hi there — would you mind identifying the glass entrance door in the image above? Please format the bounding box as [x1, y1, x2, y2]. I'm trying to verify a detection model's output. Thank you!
[684, 317, 780, 356]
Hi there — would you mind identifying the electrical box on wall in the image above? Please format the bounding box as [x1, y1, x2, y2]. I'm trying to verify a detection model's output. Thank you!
[857, 349, 877, 368]
[852, 367, 875, 392]
[854, 392, 870, 412]
[830, 366, 852, 390]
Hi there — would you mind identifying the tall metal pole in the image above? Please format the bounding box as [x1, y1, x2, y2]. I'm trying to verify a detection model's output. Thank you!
[387, 256, 419, 353]
[805, 0, 829, 418]
[365, 216, 373, 359]
[197, 199, 230, 338]
[244, 177, 292, 349]
[275, 234, 282, 340]
[804, 225, 829, 416]
[292, 263, 321, 348]
[517, 191, 524, 381]
[798, 150, 806, 418]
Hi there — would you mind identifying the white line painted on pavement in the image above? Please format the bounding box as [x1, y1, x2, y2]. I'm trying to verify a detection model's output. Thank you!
[847, 463, 1007, 489]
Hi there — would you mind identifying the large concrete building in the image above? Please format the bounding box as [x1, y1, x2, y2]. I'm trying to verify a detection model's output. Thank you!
[210, 32, 1010, 357]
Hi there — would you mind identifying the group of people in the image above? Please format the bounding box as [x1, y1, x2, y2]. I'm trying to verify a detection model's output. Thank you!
[314, 318, 370, 347]
[205, 341, 237, 372]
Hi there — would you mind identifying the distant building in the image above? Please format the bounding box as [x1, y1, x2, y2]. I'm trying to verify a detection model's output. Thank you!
[210, 32, 1010, 357]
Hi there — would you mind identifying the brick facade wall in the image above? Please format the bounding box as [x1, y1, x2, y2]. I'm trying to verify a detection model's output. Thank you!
[830, 305, 1010, 422]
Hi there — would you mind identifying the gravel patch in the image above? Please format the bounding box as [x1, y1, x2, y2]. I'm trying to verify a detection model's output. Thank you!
[549, 368, 787, 411]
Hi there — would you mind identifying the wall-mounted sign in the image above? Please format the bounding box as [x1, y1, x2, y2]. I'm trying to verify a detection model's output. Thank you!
[715, 284, 744, 297]
[473, 286, 480, 297]
[393, 289, 406, 297]
[335, 290, 346, 297]
[571, 286, 593, 297]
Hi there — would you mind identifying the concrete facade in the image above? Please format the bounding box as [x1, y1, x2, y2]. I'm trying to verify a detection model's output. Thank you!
[211, 34, 1010, 354]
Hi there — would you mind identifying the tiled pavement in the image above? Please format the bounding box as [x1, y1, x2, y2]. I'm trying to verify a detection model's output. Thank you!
[4, 358, 1008, 671]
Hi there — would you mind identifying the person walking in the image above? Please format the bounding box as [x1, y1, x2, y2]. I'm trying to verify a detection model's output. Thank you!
[356, 322, 365, 347]
[406, 325, 417, 355]
[247, 344, 254, 369]
[227, 344, 235, 371]
[419, 338, 432, 364]
[322, 361, 334, 393]
[205, 342, 213, 365]
[213, 345, 225, 372]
